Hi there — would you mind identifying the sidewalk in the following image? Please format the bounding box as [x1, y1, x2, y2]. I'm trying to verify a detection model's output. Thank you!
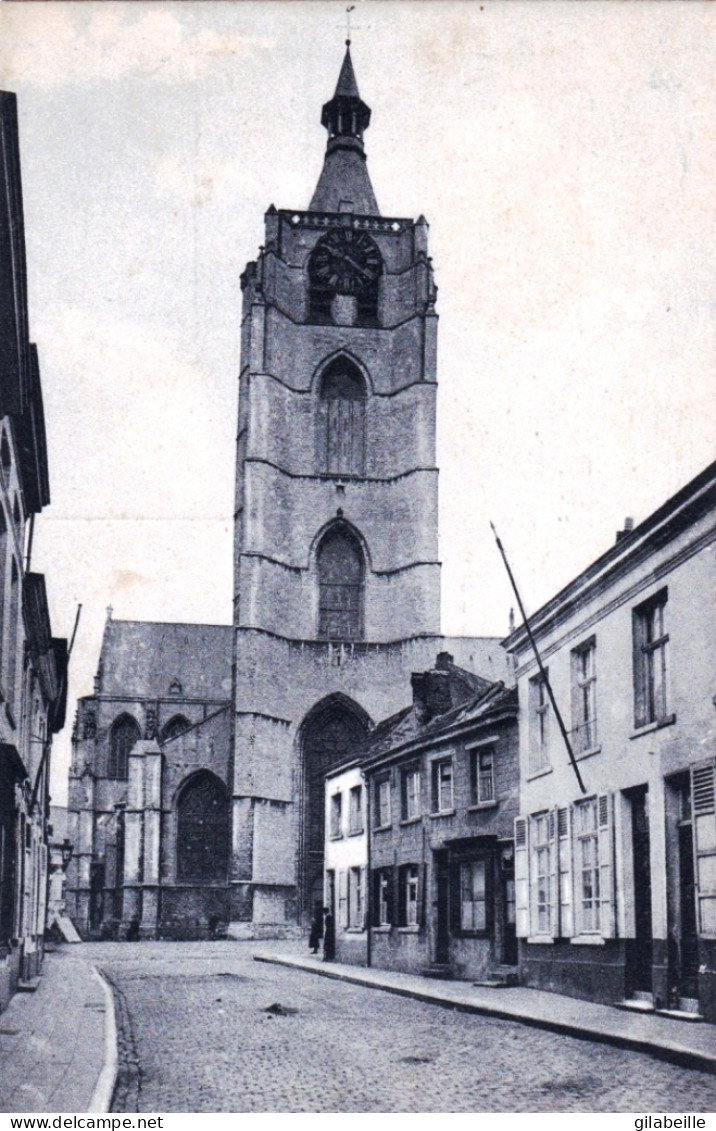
[0, 946, 116, 1114]
[254, 950, 716, 1076]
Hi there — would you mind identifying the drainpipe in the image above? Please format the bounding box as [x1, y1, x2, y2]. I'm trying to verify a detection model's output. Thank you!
[365, 769, 372, 968]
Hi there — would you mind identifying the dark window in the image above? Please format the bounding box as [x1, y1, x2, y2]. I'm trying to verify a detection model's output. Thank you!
[107, 714, 141, 780]
[431, 758, 453, 813]
[397, 863, 421, 927]
[470, 747, 495, 805]
[372, 867, 393, 927]
[317, 525, 364, 641]
[633, 589, 669, 727]
[529, 672, 550, 773]
[374, 775, 391, 828]
[160, 714, 191, 744]
[176, 772, 229, 882]
[571, 639, 597, 751]
[348, 784, 363, 834]
[460, 859, 487, 932]
[329, 792, 343, 838]
[401, 765, 421, 821]
[320, 360, 366, 477]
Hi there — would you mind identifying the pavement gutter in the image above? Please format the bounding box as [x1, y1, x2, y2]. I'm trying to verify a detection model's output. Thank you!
[88, 966, 118, 1114]
[253, 953, 716, 1077]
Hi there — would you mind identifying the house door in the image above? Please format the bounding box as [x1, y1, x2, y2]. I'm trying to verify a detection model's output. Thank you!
[677, 821, 699, 999]
[501, 854, 518, 966]
[626, 787, 653, 993]
[435, 852, 450, 965]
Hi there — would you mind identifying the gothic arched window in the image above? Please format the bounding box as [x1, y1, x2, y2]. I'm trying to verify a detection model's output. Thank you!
[320, 359, 366, 477]
[176, 772, 229, 882]
[160, 715, 191, 744]
[317, 525, 365, 641]
[107, 714, 141, 780]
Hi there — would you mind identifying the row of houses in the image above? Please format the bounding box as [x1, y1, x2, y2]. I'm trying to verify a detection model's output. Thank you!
[0, 92, 67, 1011]
[324, 458, 716, 1024]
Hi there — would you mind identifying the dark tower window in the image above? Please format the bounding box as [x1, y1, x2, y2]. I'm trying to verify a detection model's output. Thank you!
[317, 524, 364, 641]
[107, 714, 141, 780]
[176, 772, 229, 882]
[160, 714, 191, 744]
[320, 359, 366, 477]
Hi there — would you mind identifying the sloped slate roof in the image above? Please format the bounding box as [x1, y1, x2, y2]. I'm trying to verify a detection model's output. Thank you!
[362, 680, 518, 768]
[97, 619, 233, 701]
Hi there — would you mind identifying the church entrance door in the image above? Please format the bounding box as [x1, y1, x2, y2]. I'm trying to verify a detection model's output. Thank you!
[299, 700, 369, 924]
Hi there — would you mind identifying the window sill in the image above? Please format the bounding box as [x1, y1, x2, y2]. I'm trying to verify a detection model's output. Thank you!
[373, 823, 392, 834]
[371, 925, 392, 934]
[574, 745, 601, 761]
[526, 935, 554, 945]
[329, 833, 343, 841]
[526, 766, 552, 782]
[397, 925, 421, 934]
[347, 828, 364, 838]
[345, 927, 366, 935]
[467, 801, 498, 813]
[399, 816, 422, 827]
[429, 809, 456, 820]
[570, 935, 605, 946]
[630, 714, 676, 740]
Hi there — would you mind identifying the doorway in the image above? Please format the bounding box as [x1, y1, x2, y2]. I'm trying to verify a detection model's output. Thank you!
[625, 786, 653, 994]
[434, 851, 450, 965]
[501, 851, 518, 966]
[299, 698, 369, 923]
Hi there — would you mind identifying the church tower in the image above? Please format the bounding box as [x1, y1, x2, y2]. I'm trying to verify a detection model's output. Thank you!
[229, 48, 500, 931]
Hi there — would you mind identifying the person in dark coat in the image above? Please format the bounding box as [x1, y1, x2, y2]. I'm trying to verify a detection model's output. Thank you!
[322, 906, 335, 961]
[308, 901, 323, 954]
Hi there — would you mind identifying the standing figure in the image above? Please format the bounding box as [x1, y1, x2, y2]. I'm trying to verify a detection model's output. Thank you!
[308, 901, 324, 954]
[323, 906, 335, 961]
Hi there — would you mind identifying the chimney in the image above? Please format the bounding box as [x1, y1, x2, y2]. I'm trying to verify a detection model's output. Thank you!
[615, 516, 634, 544]
[435, 651, 453, 671]
[411, 669, 452, 722]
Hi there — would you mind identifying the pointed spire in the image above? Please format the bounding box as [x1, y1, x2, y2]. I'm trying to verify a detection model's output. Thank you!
[310, 45, 379, 216]
[334, 43, 360, 100]
[320, 44, 371, 145]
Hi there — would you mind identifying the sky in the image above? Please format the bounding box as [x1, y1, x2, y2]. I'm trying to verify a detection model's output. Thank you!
[0, 1, 714, 803]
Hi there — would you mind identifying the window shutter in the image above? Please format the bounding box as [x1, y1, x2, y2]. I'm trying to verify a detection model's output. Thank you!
[598, 793, 615, 938]
[418, 863, 427, 929]
[691, 760, 716, 937]
[338, 869, 348, 929]
[514, 817, 529, 938]
[558, 806, 574, 938]
[549, 808, 559, 938]
[360, 866, 367, 930]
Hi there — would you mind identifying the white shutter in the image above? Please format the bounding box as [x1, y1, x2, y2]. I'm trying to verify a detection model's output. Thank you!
[598, 793, 615, 938]
[514, 817, 529, 938]
[692, 760, 716, 937]
[549, 808, 559, 938]
[360, 866, 367, 930]
[338, 869, 348, 929]
[558, 806, 574, 938]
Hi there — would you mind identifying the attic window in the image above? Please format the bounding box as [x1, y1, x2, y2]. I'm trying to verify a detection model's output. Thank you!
[169, 678, 183, 697]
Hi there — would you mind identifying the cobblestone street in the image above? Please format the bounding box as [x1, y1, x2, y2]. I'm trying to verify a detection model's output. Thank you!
[85, 941, 716, 1113]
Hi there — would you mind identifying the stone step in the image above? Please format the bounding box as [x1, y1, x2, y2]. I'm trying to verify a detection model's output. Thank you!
[17, 977, 41, 993]
[656, 1008, 704, 1023]
[617, 998, 655, 1013]
[421, 963, 454, 980]
[473, 968, 520, 988]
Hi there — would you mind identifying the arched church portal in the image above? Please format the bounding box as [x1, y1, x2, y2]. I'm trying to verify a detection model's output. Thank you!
[299, 698, 370, 921]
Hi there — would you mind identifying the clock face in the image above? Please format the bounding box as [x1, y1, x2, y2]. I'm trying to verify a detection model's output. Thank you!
[309, 229, 382, 297]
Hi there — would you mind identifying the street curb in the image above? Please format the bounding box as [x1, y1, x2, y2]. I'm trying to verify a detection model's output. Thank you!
[253, 953, 716, 1077]
[88, 965, 118, 1114]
